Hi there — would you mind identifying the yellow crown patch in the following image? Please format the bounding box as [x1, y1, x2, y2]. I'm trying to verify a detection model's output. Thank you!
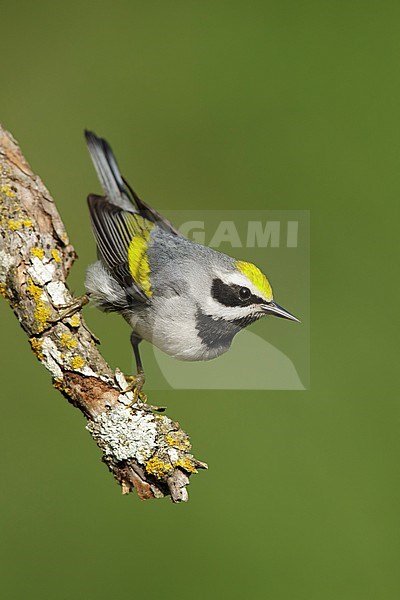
[235, 260, 273, 301]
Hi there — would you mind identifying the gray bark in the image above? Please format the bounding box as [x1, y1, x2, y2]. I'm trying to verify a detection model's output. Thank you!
[0, 124, 207, 503]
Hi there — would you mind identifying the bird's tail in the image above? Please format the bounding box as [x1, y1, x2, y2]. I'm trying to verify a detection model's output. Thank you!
[84, 130, 135, 211]
[84, 129, 182, 237]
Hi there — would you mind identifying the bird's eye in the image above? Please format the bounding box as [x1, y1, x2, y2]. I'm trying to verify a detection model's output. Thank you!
[239, 287, 251, 301]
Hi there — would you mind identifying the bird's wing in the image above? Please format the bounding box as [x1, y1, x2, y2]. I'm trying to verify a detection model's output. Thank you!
[87, 194, 155, 302]
[85, 130, 182, 237]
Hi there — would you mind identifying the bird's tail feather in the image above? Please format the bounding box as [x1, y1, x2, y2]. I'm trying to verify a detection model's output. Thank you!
[84, 129, 182, 237]
[84, 130, 135, 212]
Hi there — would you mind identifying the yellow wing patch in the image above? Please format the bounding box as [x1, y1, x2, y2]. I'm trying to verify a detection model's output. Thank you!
[236, 260, 273, 301]
[126, 215, 154, 298]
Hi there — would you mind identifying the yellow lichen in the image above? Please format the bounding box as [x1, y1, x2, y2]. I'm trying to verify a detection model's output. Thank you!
[166, 432, 191, 451]
[7, 218, 33, 230]
[26, 277, 51, 330]
[34, 303, 51, 330]
[145, 456, 173, 478]
[31, 247, 45, 260]
[53, 380, 71, 395]
[68, 314, 80, 328]
[71, 355, 85, 370]
[51, 249, 61, 263]
[30, 337, 44, 361]
[60, 332, 77, 349]
[26, 277, 42, 302]
[27, 280, 42, 301]
[7, 219, 22, 231]
[0, 282, 7, 298]
[1, 185, 15, 198]
[175, 458, 197, 474]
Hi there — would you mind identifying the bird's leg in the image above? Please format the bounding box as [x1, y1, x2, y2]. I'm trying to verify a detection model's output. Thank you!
[123, 335, 166, 411]
[123, 333, 147, 402]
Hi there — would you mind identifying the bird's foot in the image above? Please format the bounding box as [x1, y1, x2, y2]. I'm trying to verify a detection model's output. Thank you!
[123, 371, 147, 403]
[123, 372, 166, 412]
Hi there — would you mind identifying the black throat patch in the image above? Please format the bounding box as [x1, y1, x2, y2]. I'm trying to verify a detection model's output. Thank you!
[195, 306, 259, 349]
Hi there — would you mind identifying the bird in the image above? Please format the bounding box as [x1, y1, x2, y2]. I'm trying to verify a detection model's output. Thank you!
[84, 130, 299, 397]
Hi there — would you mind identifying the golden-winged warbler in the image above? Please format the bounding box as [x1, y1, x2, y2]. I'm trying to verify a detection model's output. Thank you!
[84, 131, 299, 394]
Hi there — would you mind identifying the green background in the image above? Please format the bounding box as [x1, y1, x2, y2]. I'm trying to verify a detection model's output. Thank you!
[1, 1, 399, 598]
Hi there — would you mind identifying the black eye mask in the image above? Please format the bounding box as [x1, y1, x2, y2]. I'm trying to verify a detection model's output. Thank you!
[211, 278, 265, 308]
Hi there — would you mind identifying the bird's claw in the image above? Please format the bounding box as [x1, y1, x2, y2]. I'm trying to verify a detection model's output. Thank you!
[123, 371, 147, 402]
[123, 372, 166, 412]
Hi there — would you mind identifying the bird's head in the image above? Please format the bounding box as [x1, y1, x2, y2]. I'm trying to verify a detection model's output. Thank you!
[203, 259, 300, 326]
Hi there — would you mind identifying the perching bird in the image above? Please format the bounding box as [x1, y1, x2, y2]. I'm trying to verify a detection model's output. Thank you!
[84, 131, 299, 395]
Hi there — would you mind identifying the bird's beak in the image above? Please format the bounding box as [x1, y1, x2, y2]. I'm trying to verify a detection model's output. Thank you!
[261, 302, 301, 323]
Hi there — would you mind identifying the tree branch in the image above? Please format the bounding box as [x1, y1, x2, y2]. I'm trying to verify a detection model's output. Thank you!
[0, 124, 207, 503]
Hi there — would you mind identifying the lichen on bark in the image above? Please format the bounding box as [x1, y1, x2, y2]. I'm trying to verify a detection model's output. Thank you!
[0, 123, 207, 503]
